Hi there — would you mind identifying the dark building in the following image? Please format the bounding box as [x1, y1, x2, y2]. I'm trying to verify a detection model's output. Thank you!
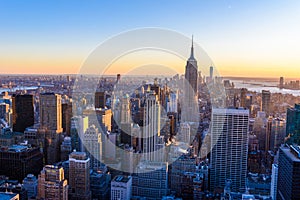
[90, 168, 111, 200]
[0, 145, 43, 181]
[62, 102, 72, 136]
[95, 91, 106, 109]
[117, 74, 121, 83]
[12, 94, 34, 133]
[39, 93, 63, 165]
[209, 66, 214, 82]
[240, 88, 247, 108]
[261, 90, 271, 116]
[286, 104, 300, 144]
[279, 77, 284, 89]
[182, 37, 198, 122]
[0, 181, 28, 200]
[185, 37, 198, 97]
[277, 145, 300, 200]
[169, 154, 197, 198]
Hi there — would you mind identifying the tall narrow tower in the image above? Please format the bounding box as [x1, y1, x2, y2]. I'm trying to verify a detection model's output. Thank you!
[12, 94, 34, 132]
[69, 151, 91, 200]
[143, 92, 161, 161]
[183, 36, 198, 122]
[261, 90, 271, 116]
[40, 93, 63, 132]
[185, 36, 198, 96]
[39, 93, 63, 164]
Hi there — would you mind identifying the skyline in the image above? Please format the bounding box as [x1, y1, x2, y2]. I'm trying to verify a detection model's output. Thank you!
[1, 1, 300, 78]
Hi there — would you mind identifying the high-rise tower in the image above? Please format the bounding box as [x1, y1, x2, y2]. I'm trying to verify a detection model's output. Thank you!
[210, 66, 213, 80]
[40, 93, 63, 132]
[210, 108, 249, 192]
[143, 92, 161, 161]
[12, 94, 34, 132]
[69, 151, 91, 200]
[277, 145, 300, 199]
[182, 37, 198, 122]
[83, 125, 102, 169]
[39, 93, 63, 164]
[185, 36, 198, 96]
[261, 90, 271, 116]
[120, 94, 132, 145]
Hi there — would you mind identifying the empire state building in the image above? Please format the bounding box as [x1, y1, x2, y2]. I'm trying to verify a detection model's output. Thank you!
[182, 37, 198, 122]
[185, 36, 198, 96]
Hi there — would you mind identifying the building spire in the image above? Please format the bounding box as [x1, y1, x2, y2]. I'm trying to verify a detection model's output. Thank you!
[189, 35, 195, 60]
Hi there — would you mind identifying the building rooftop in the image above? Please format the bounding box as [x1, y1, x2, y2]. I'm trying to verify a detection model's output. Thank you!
[112, 175, 131, 183]
[290, 145, 300, 159]
[5, 145, 29, 152]
[212, 107, 249, 115]
[69, 151, 88, 160]
[0, 192, 18, 200]
[281, 145, 300, 162]
[0, 132, 23, 139]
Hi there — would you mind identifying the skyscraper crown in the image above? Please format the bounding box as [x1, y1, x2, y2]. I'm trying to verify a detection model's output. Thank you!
[188, 35, 196, 61]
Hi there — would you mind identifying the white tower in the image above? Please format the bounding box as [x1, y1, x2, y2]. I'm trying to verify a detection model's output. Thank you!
[143, 92, 161, 161]
[210, 108, 249, 192]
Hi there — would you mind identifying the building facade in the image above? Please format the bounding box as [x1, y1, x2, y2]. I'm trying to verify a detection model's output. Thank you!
[132, 161, 168, 199]
[111, 175, 132, 200]
[12, 94, 34, 133]
[210, 108, 249, 192]
[37, 165, 68, 200]
[277, 145, 300, 200]
[69, 151, 91, 200]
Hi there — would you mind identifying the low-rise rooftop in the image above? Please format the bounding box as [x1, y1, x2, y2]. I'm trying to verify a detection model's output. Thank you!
[0, 192, 18, 200]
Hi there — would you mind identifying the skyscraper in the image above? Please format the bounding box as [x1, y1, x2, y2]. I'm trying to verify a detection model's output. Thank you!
[183, 37, 198, 122]
[120, 94, 132, 145]
[210, 108, 249, 192]
[184, 36, 198, 102]
[12, 94, 34, 133]
[279, 77, 284, 89]
[143, 92, 161, 161]
[69, 151, 91, 200]
[95, 91, 106, 109]
[62, 100, 72, 135]
[270, 164, 278, 200]
[179, 122, 191, 145]
[210, 66, 213, 80]
[37, 165, 68, 200]
[39, 93, 63, 132]
[277, 145, 300, 200]
[83, 125, 102, 169]
[39, 93, 63, 164]
[117, 74, 121, 83]
[70, 116, 89, 151]
[121, 94, 131, 124]
[240, 88, 247, 108]
[286, 104, 300, 144]
[261, 90, 271, 116]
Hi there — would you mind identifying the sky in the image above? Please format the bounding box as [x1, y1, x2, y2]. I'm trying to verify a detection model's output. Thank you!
[0, 0, 300, 78]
